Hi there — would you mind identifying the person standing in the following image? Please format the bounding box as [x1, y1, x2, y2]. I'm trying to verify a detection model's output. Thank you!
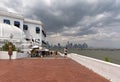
[64, 47, 67, 57]
[55, 50, 58, 58]
[8, 42, 13, 60]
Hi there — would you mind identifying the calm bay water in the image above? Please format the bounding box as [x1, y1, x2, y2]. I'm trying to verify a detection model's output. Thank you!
[54, 48, 120, 65]
[68, 49, 120, 65]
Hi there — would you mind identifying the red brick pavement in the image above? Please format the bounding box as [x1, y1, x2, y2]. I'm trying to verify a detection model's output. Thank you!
[0, 58, 110, 82]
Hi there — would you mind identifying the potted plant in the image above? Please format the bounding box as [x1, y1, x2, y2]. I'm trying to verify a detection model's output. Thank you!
[0, 42, 17, 59]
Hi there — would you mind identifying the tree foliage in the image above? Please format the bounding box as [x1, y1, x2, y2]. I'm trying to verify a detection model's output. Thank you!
[2, 42, 16, 51]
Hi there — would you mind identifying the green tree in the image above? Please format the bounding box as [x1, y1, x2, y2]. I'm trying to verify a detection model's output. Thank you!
[2, 42, 16, 51]
[104, 57, 110, 62]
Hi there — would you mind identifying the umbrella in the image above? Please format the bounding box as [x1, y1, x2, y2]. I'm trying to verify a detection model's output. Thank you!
[39, 47, 42, 50]
[32, 45, 39, 49]
[45, 49, 49, 51]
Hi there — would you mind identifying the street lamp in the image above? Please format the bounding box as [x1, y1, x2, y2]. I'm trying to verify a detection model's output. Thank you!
[9, 33, 13, 42]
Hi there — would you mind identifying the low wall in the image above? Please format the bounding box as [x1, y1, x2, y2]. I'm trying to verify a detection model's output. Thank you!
[58, 52, 64, 56]
[67, 53, 120, 82]
[59, 52, 120, 82]
[16, 52, 29, 59]
[0, 51, 28, 59]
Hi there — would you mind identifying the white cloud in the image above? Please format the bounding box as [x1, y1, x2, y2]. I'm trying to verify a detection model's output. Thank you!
[86, 0, 98, 4]
[43, 0, 52, 6]
[62, 26, 80, 35]
[46, 33, 68, 45]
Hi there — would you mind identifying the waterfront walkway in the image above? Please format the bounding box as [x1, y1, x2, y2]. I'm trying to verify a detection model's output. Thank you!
[0, 57, 109, 82]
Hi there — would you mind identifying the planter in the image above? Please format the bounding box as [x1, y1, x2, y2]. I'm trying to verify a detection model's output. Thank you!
[0, 51, 17, 59]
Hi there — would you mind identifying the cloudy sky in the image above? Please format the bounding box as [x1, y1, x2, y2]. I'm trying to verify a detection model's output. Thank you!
[1, 0, 120, 48]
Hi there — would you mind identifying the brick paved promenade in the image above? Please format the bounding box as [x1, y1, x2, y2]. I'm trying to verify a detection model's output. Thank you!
[0, 57, 109, 82]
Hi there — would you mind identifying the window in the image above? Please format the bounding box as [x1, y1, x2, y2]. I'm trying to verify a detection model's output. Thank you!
[38, 39, 40, 41]
[42, 40, 46, 45]
[14, 21, 20, 28]
[36, 27, 40, 33]
[23, 25, 28, 30]
[3, 19, 10, 24]
[42, 30, 46, 37]
[25, 38, 30, 41]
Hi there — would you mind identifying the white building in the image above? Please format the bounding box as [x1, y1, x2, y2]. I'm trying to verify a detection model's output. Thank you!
[23, 19, 46, 47]
[0, 10, 46, 50]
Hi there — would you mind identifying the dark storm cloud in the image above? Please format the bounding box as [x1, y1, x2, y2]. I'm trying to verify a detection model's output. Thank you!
[24, 0, 91, 33]
[23, 0, 120, 36]
[1, 0, 120, 48]
[2, 0, 120, 36]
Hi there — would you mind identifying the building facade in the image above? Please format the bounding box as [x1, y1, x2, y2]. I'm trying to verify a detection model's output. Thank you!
[0, 10, 46, 50]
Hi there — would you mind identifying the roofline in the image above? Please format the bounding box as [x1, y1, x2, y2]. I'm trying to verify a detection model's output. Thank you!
[0, 10, 44, 27]
[0, 10, 24, 20]
[24, 19, 43, 25]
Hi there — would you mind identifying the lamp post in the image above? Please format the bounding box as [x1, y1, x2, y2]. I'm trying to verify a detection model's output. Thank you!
[30, 35, 33, 47]
[9, 33, 13, 42]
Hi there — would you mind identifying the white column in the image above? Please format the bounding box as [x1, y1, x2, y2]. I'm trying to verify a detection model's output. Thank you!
[0, 24, 2, 37]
